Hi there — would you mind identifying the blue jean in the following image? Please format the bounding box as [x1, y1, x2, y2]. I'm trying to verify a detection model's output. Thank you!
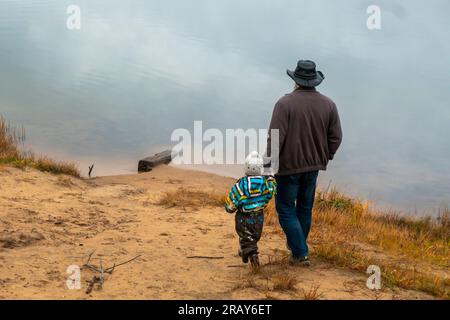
[275, 171, 319, 258]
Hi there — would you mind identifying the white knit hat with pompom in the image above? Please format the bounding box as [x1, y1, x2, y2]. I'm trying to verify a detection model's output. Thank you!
[244, 151, 263, 176]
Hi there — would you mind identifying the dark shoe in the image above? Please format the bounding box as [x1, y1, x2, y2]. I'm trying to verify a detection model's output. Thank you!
[290, 256, 311, 267]
[249, 254, 260, 269]
[238, 249, 249, 263]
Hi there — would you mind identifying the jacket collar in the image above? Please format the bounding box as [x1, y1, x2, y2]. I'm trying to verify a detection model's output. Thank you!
[295, 86, 317, 92]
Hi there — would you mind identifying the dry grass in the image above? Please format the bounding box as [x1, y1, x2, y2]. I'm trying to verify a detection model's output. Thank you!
[302, 284, 323, 300]
[0, 115, 24, 158]
[0, 116, 80, 177]
[231, 277, 259, 291]
[156, 187, 225, 210]
[265, 187, 450, 298]
[230, 250, 304, 296]
[264, 200, 278, 226]
[232, 267, 298, 295]
[264, 250, 290, 266]
[272, 274, 298, 291]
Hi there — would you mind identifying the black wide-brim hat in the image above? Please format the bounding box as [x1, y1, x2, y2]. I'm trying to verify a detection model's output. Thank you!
[287, 60, 324, 87]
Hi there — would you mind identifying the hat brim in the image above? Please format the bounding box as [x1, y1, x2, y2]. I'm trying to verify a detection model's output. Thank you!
[287, 69, 324, 87]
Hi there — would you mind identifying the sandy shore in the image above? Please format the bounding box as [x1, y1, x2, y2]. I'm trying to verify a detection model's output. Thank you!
[0, 164, 433, 299]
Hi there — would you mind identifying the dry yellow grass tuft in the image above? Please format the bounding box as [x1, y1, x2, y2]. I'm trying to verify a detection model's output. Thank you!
[302, 284, 323, 300]
[232, 267, 299, 295]
[231, 277, 259, 291]
[271, 274, 298, 291]
[0, 116, 80, 177]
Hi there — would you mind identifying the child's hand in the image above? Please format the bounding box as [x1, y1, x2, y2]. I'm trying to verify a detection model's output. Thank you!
[224, 200, 237, 214]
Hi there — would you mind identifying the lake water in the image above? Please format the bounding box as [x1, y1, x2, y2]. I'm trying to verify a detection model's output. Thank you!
[1, 0, 449, 214]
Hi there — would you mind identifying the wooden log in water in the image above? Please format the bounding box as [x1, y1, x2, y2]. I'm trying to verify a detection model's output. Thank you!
[138, 150, 172, 173]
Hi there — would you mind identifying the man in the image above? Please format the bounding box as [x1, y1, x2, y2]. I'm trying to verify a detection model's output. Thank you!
[266, 60, 342, 266]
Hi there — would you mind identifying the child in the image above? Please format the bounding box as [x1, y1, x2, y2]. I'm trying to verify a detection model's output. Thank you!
[225, 151, 276, 268]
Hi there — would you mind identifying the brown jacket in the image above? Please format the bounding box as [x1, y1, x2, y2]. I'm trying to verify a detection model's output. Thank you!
[267, 87, 342, 176]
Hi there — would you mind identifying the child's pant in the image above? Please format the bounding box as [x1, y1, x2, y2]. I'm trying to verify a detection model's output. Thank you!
[235, 210, 264, 259]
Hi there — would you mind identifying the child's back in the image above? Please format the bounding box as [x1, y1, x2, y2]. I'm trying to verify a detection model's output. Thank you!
[224, 152, 277, 268]
[225, 175, 276, 213]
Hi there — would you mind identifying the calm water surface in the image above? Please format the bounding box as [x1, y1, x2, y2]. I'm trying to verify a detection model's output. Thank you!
[1, 0, 449, 214]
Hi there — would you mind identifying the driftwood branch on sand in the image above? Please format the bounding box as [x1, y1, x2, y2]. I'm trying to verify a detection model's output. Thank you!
[88, 164, 94, 178]
[138, 150, 172, 173]
[82, 251, 141, 294]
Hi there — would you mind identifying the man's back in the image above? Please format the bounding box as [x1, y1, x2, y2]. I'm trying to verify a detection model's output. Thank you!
[270, 59, 342, 263]
[268, 87, 342, 176]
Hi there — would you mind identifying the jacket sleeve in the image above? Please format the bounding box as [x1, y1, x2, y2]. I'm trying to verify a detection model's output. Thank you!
[265, 176, 277, 198]
[327, 103, 343, 160]
[266, 100, 288, 160]
[224, 180, 242, 213]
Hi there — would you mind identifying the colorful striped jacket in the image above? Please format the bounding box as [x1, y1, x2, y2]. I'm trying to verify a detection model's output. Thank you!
[225, 175, 277, 213]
